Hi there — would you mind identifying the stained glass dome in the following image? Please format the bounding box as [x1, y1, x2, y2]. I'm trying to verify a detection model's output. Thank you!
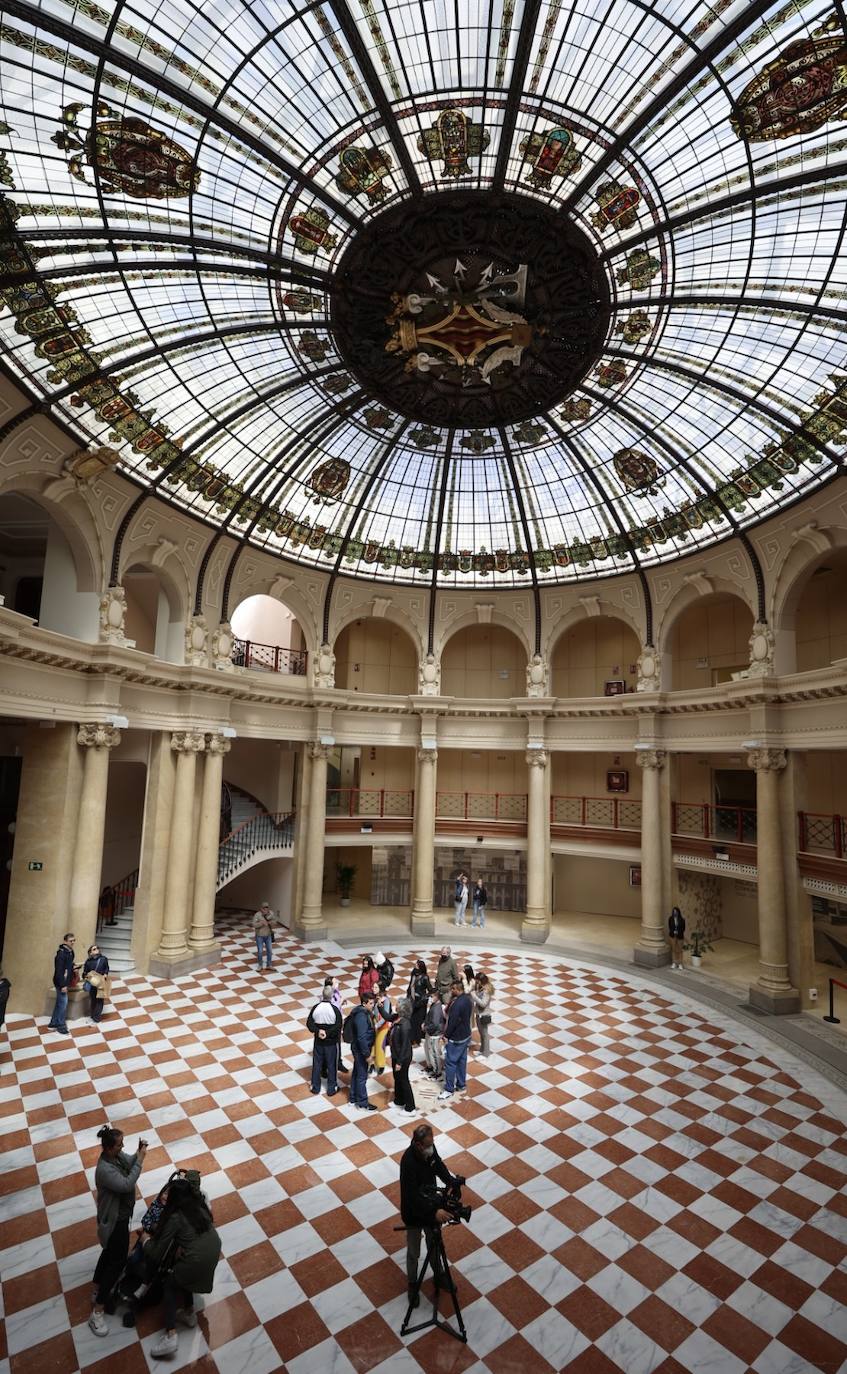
[0, 0, 845, 586]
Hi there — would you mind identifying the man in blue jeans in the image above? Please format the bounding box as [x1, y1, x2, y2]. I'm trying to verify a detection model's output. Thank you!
[438, 979, 473, 1100]
[348, 992, 377, 1110]
[48, 932, 76, 1034]
[252, 903, 274, 970]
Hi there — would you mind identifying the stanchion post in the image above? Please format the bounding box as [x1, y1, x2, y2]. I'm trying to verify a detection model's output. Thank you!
[823, 977, 842, 1025]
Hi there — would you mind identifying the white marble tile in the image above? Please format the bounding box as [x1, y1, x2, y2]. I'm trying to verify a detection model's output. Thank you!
[287, 1336, 357, 1374]
[140, 1322, 209, 1370]
[520, 1210, 571, 1254]
[521, 1253, 581, 1306]
[71, 1313, 139, 1367]
[725, 1279, 793, 1336]
[457, 1297, 516, 1357]
[213, 1325, 287, 1374]
[769, 1239, 832, 1287]
[0, 1230, 56, 1280]
[245, 1268, 307, 1323]
[6, 1294, 71, 1355]
[326, 1230, 386, 1273]
[294, 1183, 348, 1221]
[644, 1224, 699, 1270]
[216, 1212, 268, 1256]
[454, 1245, 514, 1295]
[465, 1201, 513, 1245]
[587, 1266, 650, 1315]
[595, 1318, 667, 1374]
[311, 1277, 374, 1334]
[655, 1272, 722, 1326]
[705, 1232, 764, 1278]
[581, 1218, 637, 1262]
[673, 1330, 747, 1374]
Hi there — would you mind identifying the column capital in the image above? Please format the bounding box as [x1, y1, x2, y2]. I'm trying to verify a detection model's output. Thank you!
[416, 747, 438, 765]
[526, 747, 548, 769]
[309, 741, 332, 763]
[77, 723, 121, 750]
[204, 732, 232, 756]
[746, 747, 786, 773]
[636, 747, 666, 771]
[171, 730, 206, 755]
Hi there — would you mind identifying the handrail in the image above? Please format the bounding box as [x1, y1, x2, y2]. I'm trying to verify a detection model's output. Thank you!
[435, 791, 528, 821]
[217, 810, 295, 887]
[798, 811, 846, 858]
[232, 638, 307, 676]
[671, 800, 757, 844]
[97, 867, 139, 928]
[326, 787, 414, 819]
[550, 795, 642, 830]
[823, 976, 847, 1024]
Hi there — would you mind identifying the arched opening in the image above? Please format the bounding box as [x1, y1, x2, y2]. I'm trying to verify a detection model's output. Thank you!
[334, 617, 417, 694]
[668, 593, 754, 690]
[550, 615, 641, 698]
[0, 491, 99, 639]
[441, 623, 526, 699]
[793, 550, 847, 672]
[230, 593, 307, 674]
[123, 564, 184, 661]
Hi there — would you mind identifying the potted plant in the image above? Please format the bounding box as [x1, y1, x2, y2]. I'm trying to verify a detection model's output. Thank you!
[337, 863, 357, 907]
[684, 929, 714, 969]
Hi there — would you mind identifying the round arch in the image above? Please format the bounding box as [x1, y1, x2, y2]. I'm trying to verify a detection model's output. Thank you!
[549, 611, 642, 698]
[770, 528, 847, 675]
[543, 599, 644, 662]
[662, 586, 755, 691]
[0, 473, 101, 595]
[440, 619, 529, 700]
[435, 608, 532, 662]
[227, 569, 320, 658]
[332, 614, 419, 694]
[330, 601, 425, 662]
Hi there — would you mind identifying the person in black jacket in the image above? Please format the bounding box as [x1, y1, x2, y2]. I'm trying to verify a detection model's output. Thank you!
[438, 980, 473, 1101]
[668, 906, 686, 969]
[399, 1124, 456, 1306]
[348, 992, 377, 1110]
[82, 945, 110, 1024]
[307, 986, 342, 1096]
[390, 998, 415, 1114]
[48, 932, 77, 1035]
[406, 958, 431, 1046]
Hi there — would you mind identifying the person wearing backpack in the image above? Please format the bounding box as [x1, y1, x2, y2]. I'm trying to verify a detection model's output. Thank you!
[345, 992, 377, 1110]
[307, 985, 342, 1096]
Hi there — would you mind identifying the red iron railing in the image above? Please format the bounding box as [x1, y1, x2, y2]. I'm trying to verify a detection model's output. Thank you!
[435, 791, 528, 822]
[326, 788, 414, 819]
[672, 801, 757, 844]
[798, 811, 847, 858]
[232, 638, 307, 675]
[550, 795, 642, 830]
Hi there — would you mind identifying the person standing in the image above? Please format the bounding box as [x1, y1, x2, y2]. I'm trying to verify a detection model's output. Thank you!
[471, 972, 493, 1057]
[453, 872, 469, 927]
[307, 986, 342, 1096]
[358, 955, 381, 1000]
[326, 976, 349, 1075]
[423, 989, 445, 1080]
[82, 944, 110, 1024]
[669, 906, 686, 968]
[434, 946, 459, 1003]
[471, 878, 487, 928]
[252, 903, 274, 971]
[48, 932, 76, 1035]
[98, 885, 116, 929]
[390, 998, 416, 1114]
[399, 1124, 456, 1307]
[372, 986, 395, 1075]
[348, 992, 377, 1111]
[407, 958, 432, 1047]
[438, 979, 473, 1101]
[89, 1125, 147, 1336]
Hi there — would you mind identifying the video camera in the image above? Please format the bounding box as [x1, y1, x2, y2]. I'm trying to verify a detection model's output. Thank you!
[420, 1175, 472, 1225]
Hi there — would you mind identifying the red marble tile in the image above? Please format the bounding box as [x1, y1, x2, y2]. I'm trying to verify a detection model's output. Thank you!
[702, 1306, 771, 1363]
[335, 1311, 403, 1374]
[199, 1291, 259, 1351]
[554, 1237, 608, 1282]
[630, 1295, 695, 1351]
[290, 1250, 349, 1298]
[9, 1331, 77, 1374]
[487, 1332, 556, 1374]
[558, 1285, 620, 1339]
[749, 1260, 814, 1310]
[266, 1301, 332, 1362]
[2, 1262, 62, 1316]
[227, 1240, 284, 1288]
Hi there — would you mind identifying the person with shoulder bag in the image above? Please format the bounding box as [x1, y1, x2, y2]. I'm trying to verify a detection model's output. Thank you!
[471, 972, 494, 1057]
[89, 1125, 147, 1337]
[83, 944, 111, 1024]
[145, 1175, 222, 1359]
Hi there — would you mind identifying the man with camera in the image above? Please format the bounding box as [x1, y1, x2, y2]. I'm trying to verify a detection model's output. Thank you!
[399, 1123, 465, 1307]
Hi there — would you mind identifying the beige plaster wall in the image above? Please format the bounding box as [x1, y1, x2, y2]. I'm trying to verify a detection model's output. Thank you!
[550, 752, 641, 800]
[441, 624, 526, 699]
[225, 739, 296, 814]
[550, 617, 640, 698]
[803, 751, 847, 818]
[553, 853, 641, 919]
[716, 875, 758, 945]
[350, 745, 416, 795]
[101, 761, 146, 886]
[669, 594, 754, 689]
[334, 618, 417, 694]
[437, 748, 526, 797]
[123, 570, 160, 654]
[231, 593, 304, 653]
[795, 563, 847, 671]
[323, 845, 373, 901]
[217, 857, 294, 921]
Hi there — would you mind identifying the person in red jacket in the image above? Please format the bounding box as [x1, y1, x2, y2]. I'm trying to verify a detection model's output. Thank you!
[358, 955, 380, 1000]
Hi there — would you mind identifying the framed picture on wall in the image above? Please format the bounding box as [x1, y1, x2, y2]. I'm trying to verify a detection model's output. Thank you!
[629, 865, 642, 887]
[604, 679, 626, 696]
[607, 769, 629, 793]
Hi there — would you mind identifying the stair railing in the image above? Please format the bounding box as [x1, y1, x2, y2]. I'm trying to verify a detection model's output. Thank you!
[97, 867, 139, 930]
[218, 811, 295, 887]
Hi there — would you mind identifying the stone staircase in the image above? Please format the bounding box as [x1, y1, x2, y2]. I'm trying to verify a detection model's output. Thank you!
[96, 906, 136, 975]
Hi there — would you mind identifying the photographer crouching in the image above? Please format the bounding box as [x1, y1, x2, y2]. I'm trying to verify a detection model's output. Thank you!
[399, 1123, 467, 1309]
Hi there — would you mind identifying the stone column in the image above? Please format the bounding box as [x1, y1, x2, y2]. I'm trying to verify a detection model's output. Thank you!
[522, 748, 551, 944]
[68, 723, 122, 949]
[294, 742, 330, 939]
[411, 747, 438, 936]
[748, 748, 800, 1013]
[154, 730, 205, 966]
[634, 748, 671, 967]
[189, 733, 231, 953]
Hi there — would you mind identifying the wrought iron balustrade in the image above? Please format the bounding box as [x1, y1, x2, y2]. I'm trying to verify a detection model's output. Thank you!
[231, 638, 307, 675]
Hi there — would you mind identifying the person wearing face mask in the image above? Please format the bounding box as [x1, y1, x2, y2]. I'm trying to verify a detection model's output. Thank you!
[399, 1123, 455, 1308]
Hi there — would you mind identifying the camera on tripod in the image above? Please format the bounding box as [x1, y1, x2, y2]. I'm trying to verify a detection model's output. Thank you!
[421, 1175, 472, 1225]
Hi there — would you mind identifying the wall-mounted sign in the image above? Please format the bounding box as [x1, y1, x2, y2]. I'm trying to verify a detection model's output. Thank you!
[27, 861, 43, 871]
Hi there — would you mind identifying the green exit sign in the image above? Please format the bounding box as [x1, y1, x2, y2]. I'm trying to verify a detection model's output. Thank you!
[27, 861, 43, 871]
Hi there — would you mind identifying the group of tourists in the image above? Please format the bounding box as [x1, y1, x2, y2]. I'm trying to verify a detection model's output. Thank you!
[452, 872, 488, 927]
[306, 947, 495, 1115]
[47, 933, 112, 1033]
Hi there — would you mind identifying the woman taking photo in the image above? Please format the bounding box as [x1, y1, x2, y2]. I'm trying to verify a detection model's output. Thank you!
[89, 1126, 147, 1337]
[82, 944, 110, 1024]
[145, 1175, 222, 1359]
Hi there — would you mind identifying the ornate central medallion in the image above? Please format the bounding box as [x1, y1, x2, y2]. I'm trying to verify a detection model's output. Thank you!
[331, 192, 611, 427]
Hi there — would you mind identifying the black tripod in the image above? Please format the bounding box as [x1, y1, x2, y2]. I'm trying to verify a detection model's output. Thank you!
[397, 1223, 467, 1343]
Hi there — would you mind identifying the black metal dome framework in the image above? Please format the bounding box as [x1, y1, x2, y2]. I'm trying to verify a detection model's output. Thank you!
[0, 0, 845, 589]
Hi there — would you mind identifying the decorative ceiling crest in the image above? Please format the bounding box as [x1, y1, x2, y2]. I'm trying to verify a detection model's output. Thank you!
[615, 310, 651, 345]
[336, 146, 393, 203]
[417, 109, 490, 178]
[616, 250, 661, 290]
[297, 331, 330, 362]
[52, 103, 199, 199]
[461, 430, 495, 453]
[613, 448, 665, 496]
[519, 127, 582, 189]
[306, 456, 351, 506]
[409, 425, 440, 449]
[281, 291, 322, 314]
[385, 260, 536, 386]
[729, 16, 847, 141]
[288, 207, 338, 256]
[590, 180, 640, 232]
[560, 398, 592, 421]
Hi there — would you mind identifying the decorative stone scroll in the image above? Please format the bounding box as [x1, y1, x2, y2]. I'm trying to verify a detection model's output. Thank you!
[636, 646, 660, 692]
[418, 653, 441, 696]
[98, 585, 134, 648]
[746, 747, 786, 774]
[525, 653, 549, 697]
[184, 615, 208, 667]
[312, 643, 336, 689]
[210, 621, 234, 671]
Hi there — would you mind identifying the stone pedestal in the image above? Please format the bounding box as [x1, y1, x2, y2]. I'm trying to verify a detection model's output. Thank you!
[747, 748, 800, 1014]
[521, 748, 551, 944]
[411, 748, 437, 936]
[68, 723, 121, 950]
[293, 742, 329, 940]
[634, 748, 671, 968]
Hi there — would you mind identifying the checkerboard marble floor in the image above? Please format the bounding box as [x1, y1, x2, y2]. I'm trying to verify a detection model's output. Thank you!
[2, 916, 847, 1374]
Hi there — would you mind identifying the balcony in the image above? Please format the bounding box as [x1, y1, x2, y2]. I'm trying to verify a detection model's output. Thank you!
[798, 811, 847, 882]
[550, 795, 642, 838]
[435, 791, 528, 835]
[326, 788, 415, 833]
[232, 638, 307, 675]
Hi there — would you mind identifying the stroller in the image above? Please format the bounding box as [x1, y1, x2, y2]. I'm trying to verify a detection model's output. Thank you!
[106, 1169, 200, 1326]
